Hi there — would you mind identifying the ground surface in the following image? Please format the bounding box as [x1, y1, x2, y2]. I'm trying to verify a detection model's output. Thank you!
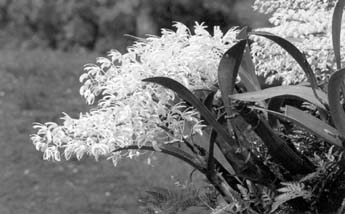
[0, 49, 200, 214]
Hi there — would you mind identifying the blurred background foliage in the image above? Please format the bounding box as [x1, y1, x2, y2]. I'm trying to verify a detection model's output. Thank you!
[0, 0, 269, 52]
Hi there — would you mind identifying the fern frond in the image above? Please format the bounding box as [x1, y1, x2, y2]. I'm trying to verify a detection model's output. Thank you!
[139, 184, 219, 213]
[246, 180, 259, 201]
[237, 184, 250, 201]
[261, 187, 275, 210]
[145, 186, 171, 202]
[211, 202, 248, 214]
[271, 182, 312, 212]
[277, 182, 306, 194]
[299, 171, 320, 182]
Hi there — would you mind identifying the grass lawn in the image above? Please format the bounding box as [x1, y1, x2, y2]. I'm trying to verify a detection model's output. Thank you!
[0, 48, 203, 214]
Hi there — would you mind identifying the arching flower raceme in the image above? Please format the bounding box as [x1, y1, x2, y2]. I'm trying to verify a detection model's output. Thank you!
[31, 22, 239, 165]
[31, 1, 344, 166]
[252, 0, 343, 84]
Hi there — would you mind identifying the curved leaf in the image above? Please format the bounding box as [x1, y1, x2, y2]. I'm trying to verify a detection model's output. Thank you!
[143, 77, 234, 146]
[218, 40, 246, 101]
[113, 144, 207, 173]
[239, 64, 261, 92]
[143, 77, 277, 184]
[203, 91, 215, 111]
[235, 103, 315, 174]
[207, 129, 217, 173]
[236, 26, 249, 40]
[332, 0, 345, 69]
[251, 105, 343, 147]
[283, 106, 342, 147]
[236, 27, 261, 92]
[250, 31, 322, 104]
[218, 40, 246, 133]
[267, 97, 285, 128]
[328, 68, 345, 137]
[230, 85, 328, 110]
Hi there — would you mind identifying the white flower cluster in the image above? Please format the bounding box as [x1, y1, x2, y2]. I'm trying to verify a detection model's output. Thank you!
[252, 0, 342, 84]
[31, 22, 239, 165]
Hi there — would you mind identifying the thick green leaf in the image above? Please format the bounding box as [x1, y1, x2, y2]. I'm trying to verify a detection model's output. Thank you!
[192, 128, 241, 192]
[328, 68, 345, 137]
[236, 27, 261, 91]
[236, 103, 315, 174]
[143, 77, 276, 184]
[218, 40, 246, 100]
[230, 85, 328, 110]
[250, 31, 322, 103]
[113, 144, 207, 173]
[191, 126, 235, 175]
[236, 26, 249, 40]
[207, 129, 217, 171]
[143, 77, 235, 146]
[284, 106, 342, 147]
[218, 40, 246, 133]
[203, 91, 215, 111]
[251, 105, 343, 147]
[332, 0, 345, 69]
[267, 97, 285, 128]
[238, 64, 261, 92]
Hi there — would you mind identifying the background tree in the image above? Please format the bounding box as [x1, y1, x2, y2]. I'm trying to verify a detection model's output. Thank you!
[0, 0, 269, 51]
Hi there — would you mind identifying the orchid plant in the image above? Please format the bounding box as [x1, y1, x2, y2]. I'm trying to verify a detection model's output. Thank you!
[31, 0, 345, 213]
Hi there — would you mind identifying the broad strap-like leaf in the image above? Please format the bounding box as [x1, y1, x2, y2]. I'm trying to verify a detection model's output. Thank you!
[235, 103, 315, 174]
[252, 105, 342, 147]
[237, 26, 249, 40]
[143, 77, 277, 184]
[230, 85, 328, 110]
[143, 77, 234, 146]
[328, 68, 345, 137]
[332, 0, 345, 69]
[285, 106, 342, 147]
[218, 40, 246, 134]
[207, 129, 217, 171]
[113, 144, 207, 173]
[239, 64, 261, 92]
[267, 97, 286, 128]
[203, 91, 215, 111]
[250, 31, 322, 104]
[236, 27, 261, 92]
[283, 106, 341, 147]
[218, 40, 246, 101]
